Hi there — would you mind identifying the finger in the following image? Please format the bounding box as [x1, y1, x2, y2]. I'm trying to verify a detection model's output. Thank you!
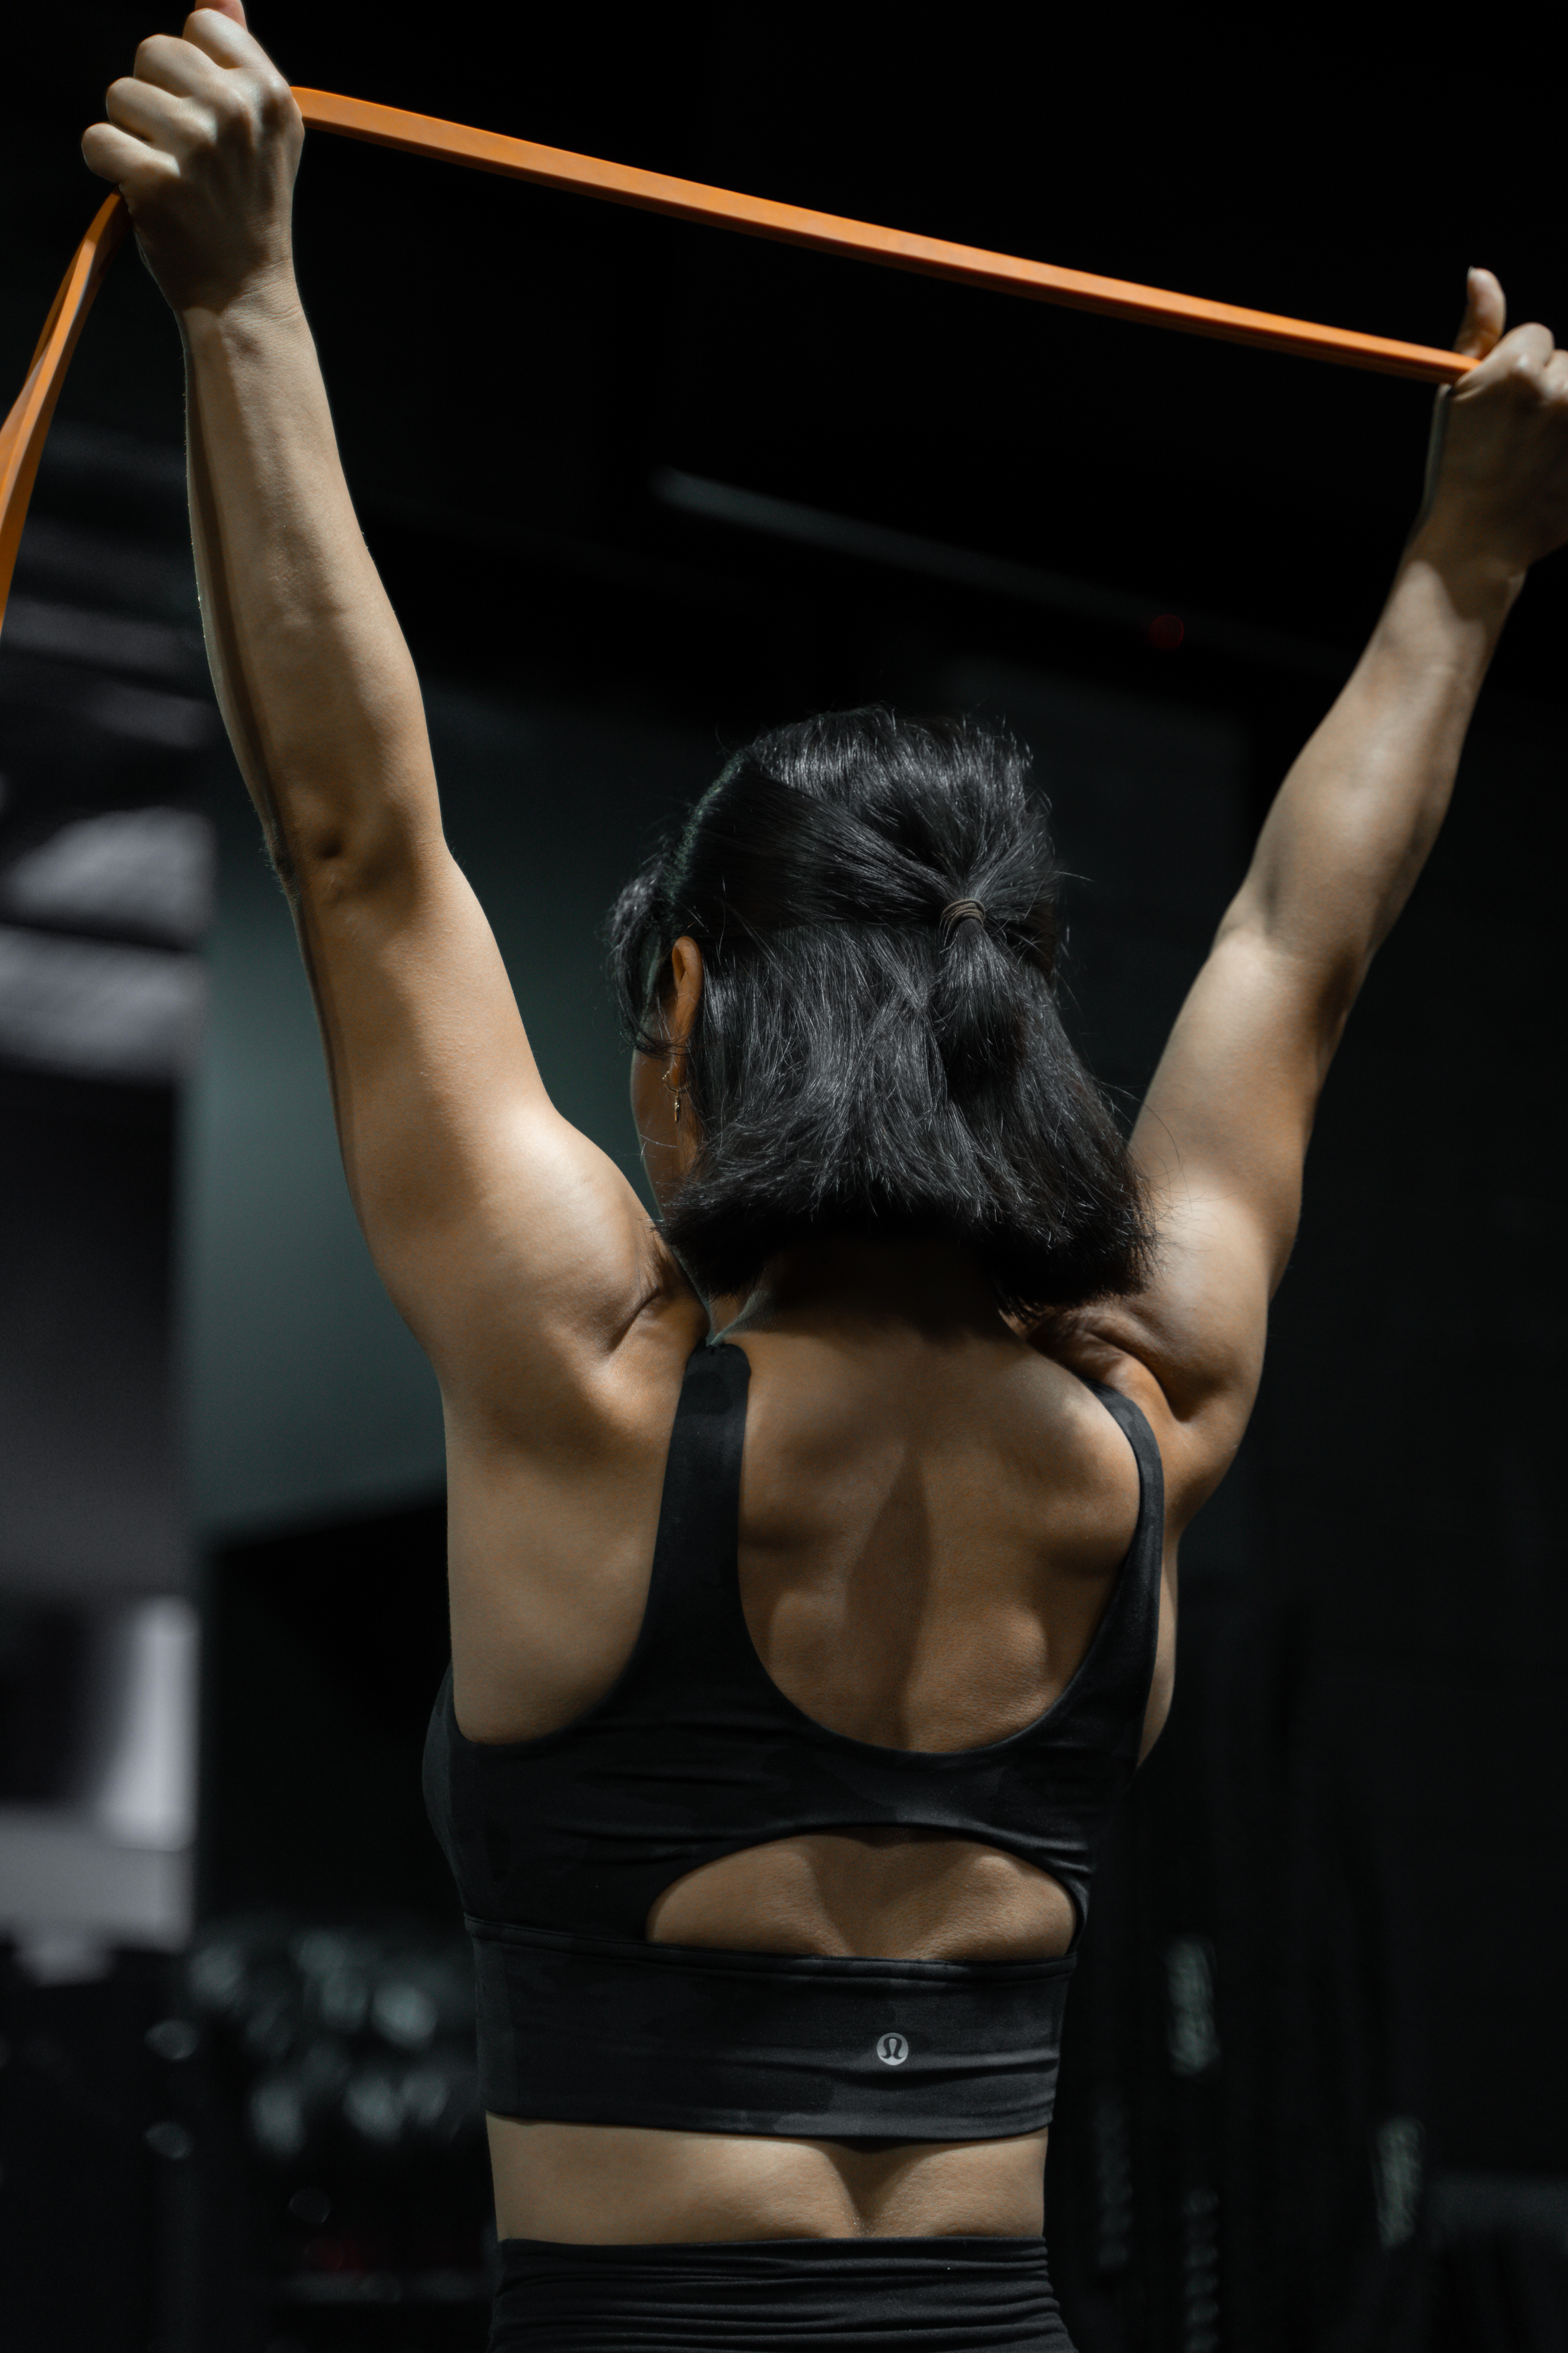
[1458, 318, 1555, 393]
[1454, 265, 1506, 359]
[81, 118, 179, 191]
[181, 5, 272, 71]
[198, 0, 249, 24]
[130, 29, 230, 102]
[105, 73, 205, 158]
[1499, 321, 1555, 370]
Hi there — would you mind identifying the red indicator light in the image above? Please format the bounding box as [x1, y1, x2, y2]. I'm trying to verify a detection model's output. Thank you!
[1148, 614, 1184, 650]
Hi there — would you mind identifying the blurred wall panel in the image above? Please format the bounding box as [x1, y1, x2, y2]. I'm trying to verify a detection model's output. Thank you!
[0, 1072, 183, 1598]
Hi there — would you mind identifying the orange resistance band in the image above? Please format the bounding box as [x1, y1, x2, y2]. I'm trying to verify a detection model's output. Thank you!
[0, 86, 1475, 640]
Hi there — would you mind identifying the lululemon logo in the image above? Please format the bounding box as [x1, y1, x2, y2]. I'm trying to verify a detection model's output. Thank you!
[875, 2032, 909, 2067]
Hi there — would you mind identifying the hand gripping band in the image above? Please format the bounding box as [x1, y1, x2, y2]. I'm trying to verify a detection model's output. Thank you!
[1, 86, 1477, 640]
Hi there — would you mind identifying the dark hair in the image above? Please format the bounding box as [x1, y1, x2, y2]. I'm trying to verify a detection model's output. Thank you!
[607, 707, 1156, 1317]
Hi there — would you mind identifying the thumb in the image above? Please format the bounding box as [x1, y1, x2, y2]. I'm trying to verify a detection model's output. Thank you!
[1455, 265, 1506, 359]
[190, 0, 249, 24]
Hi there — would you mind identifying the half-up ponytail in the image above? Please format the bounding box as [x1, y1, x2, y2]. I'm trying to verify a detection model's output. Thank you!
[607, 707, 1154, 1317]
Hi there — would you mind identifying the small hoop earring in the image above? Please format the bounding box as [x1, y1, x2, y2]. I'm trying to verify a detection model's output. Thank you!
[662, 1058, 685, 1126]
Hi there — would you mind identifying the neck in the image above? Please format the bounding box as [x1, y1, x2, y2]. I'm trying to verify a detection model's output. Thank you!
[708, 1233, 1007, 1343]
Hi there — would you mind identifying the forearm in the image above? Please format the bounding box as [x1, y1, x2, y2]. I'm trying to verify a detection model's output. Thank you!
[1226, 533, 1518, 1000]
[182, 275, 437, 890]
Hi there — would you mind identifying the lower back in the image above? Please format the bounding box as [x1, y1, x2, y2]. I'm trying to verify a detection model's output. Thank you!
[486, 2115, 1049, 2242]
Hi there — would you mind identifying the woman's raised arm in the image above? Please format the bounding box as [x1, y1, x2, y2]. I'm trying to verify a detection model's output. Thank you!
[82, 5, 670, 1425]
[1064, 270, 1568, 1526]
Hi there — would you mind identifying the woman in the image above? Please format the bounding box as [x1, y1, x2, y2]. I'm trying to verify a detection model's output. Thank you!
[84, 9, 1568, 2347]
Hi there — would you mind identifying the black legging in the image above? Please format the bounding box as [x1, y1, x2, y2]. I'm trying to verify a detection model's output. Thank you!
[486, 2235, 1075, 2350]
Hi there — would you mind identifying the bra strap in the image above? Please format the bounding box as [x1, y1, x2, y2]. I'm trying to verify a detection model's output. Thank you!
[620, 1339, 755, 1691]
[1060, 1378, 1165, 1750]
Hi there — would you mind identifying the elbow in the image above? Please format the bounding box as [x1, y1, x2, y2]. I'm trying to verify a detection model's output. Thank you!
[1219, 893, 1370, 1004]
[282, 799, 431, 913]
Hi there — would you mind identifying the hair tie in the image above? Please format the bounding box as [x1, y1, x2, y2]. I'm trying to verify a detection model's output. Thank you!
[938, 898, 987, 945]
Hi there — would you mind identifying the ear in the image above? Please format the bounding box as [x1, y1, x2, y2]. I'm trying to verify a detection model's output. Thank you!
[668, 936, 705, 1044]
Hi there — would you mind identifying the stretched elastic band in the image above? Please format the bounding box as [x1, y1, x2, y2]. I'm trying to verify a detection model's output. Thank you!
[1, 87, 1474, 640]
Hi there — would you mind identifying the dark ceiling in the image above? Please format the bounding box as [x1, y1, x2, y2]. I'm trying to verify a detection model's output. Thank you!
[7, 2, 1567, 727]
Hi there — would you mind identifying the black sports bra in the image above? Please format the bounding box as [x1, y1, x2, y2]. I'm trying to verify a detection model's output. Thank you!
[423, 1336, 1164, 2140]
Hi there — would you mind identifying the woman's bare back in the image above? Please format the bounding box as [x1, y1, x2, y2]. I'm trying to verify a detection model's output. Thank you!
[449, 1246, 1176, 2238]
[450, 1275, 1170, 1955]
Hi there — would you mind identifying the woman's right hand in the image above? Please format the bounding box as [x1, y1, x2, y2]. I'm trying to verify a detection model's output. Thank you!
[80, 1, 302, 319]
[1415, 268, 1568, 584]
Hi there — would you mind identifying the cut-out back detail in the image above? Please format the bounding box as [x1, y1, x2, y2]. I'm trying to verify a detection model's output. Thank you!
[424, 1338, 1164, 2139]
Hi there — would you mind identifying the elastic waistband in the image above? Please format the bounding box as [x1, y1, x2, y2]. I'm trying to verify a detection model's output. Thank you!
[489, 2234, 1070, 2352]
[499, 2235, 1050, 2265]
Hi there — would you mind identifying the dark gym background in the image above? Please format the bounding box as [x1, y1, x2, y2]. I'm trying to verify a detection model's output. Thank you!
[2, 5, 1565, 2349]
